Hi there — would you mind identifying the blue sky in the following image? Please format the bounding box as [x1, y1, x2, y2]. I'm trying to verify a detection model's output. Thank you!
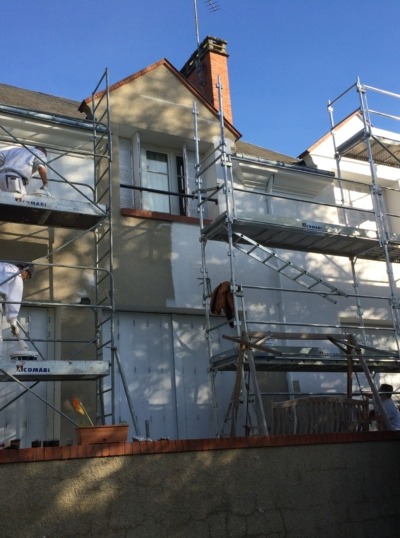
[3, 0, 400, 157]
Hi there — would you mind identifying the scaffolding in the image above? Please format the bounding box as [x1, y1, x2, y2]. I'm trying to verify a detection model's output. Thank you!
[328, 79, 400, 336]
[0, 70, 121, 441]
[196, 78, 400, 436]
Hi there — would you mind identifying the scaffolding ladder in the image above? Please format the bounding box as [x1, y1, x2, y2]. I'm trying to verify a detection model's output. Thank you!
[231, 231, 348, 303]
[89, 70, 140, 435]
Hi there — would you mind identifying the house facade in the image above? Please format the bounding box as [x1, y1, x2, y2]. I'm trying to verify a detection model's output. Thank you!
[1, 37, 399, 446]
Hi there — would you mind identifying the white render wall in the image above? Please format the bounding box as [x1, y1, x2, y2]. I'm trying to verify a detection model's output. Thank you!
[111, 189, 400, 440]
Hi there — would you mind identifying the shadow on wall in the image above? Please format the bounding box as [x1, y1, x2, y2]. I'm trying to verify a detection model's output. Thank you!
[113, 219, 174, 308]
[0, 440, 399, 537]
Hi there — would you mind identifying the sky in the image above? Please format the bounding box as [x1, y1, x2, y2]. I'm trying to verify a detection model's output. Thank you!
[2, 0, 400, 157]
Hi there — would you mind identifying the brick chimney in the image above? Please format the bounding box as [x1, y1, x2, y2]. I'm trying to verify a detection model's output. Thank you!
[181, 36, 233, 124]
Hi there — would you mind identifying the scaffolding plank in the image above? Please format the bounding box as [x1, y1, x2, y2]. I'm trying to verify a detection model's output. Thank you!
[0, 360, 109, 381]
[209, 347, 400, 373]
[336, 127, 400, 168]
[0, 191, 106, 229]
[202, 211, 400, 262]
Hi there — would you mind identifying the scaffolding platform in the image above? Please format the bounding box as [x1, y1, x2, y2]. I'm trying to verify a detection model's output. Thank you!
[0, 191, 106, 229]
[210, 346, 400, 373]
[202, 211, 400, 262]
[337, 127, 400, 167]
[0, 360, 110, 382]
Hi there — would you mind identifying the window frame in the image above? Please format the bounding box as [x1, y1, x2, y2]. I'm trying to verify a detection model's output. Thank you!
[119, 135, 196, 218]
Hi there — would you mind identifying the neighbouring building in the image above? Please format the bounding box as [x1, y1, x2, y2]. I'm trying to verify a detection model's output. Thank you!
[1, 36, 400, 447]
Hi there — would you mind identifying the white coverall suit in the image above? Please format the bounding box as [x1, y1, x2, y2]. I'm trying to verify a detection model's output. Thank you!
[0, 263, 23, 358]
[0, 146, 47, 195]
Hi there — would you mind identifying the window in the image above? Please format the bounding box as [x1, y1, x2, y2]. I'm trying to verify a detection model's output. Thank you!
[142, 150, 171, 212]
[119, 135, 197, 217]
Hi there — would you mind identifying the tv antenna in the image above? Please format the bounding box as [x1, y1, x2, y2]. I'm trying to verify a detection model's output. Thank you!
[193, 0, 221, 46]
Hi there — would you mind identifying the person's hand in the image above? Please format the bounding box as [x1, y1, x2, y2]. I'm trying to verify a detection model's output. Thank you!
[10, 321, 20, 338]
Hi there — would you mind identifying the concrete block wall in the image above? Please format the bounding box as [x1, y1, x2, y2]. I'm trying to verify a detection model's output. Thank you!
[0, 432, 399, 538]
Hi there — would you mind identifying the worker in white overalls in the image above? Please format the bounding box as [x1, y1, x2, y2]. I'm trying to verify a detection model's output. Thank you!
[0, 262, 34, 359]
[0, 145, 49, 195]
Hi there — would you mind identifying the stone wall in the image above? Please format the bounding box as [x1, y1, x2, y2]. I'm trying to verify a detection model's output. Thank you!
[0, 433, 399, 538]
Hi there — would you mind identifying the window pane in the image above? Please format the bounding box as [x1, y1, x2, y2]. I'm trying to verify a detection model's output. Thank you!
[142, 150, 170, 212]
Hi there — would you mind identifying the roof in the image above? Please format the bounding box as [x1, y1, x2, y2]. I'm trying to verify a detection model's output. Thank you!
[234, 140, 304, 165]
[82, 58, 241, 140]
[0, 82, 299, 165]
[0, 83, 81, 119]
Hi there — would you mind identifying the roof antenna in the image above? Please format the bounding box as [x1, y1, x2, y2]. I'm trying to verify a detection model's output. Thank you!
[204, 0, 220, 13]
[192, 0, 221, 92]
[193, 0, 201, 47]
[193, 0, 221, 46]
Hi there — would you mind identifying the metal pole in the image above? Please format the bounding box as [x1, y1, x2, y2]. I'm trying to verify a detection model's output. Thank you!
[328, 101, 348, 225]
[113, 347, 141, 436]
[347, 335, 393, 431]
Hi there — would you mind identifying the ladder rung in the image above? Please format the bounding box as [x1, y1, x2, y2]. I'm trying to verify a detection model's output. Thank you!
[247, 245, 258, 255]
[277, 262, 291, 272]
[291, 273, 305, 282]
[232, 231, 347, 303]
[261, 253, 275, 263]
[307, 281, 321, 290]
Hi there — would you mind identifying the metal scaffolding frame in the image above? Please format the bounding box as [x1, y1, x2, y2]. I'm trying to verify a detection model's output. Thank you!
[0, 70, 128, 440]
[196, 78, 400, 436]
[328, 78, 400, 338]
